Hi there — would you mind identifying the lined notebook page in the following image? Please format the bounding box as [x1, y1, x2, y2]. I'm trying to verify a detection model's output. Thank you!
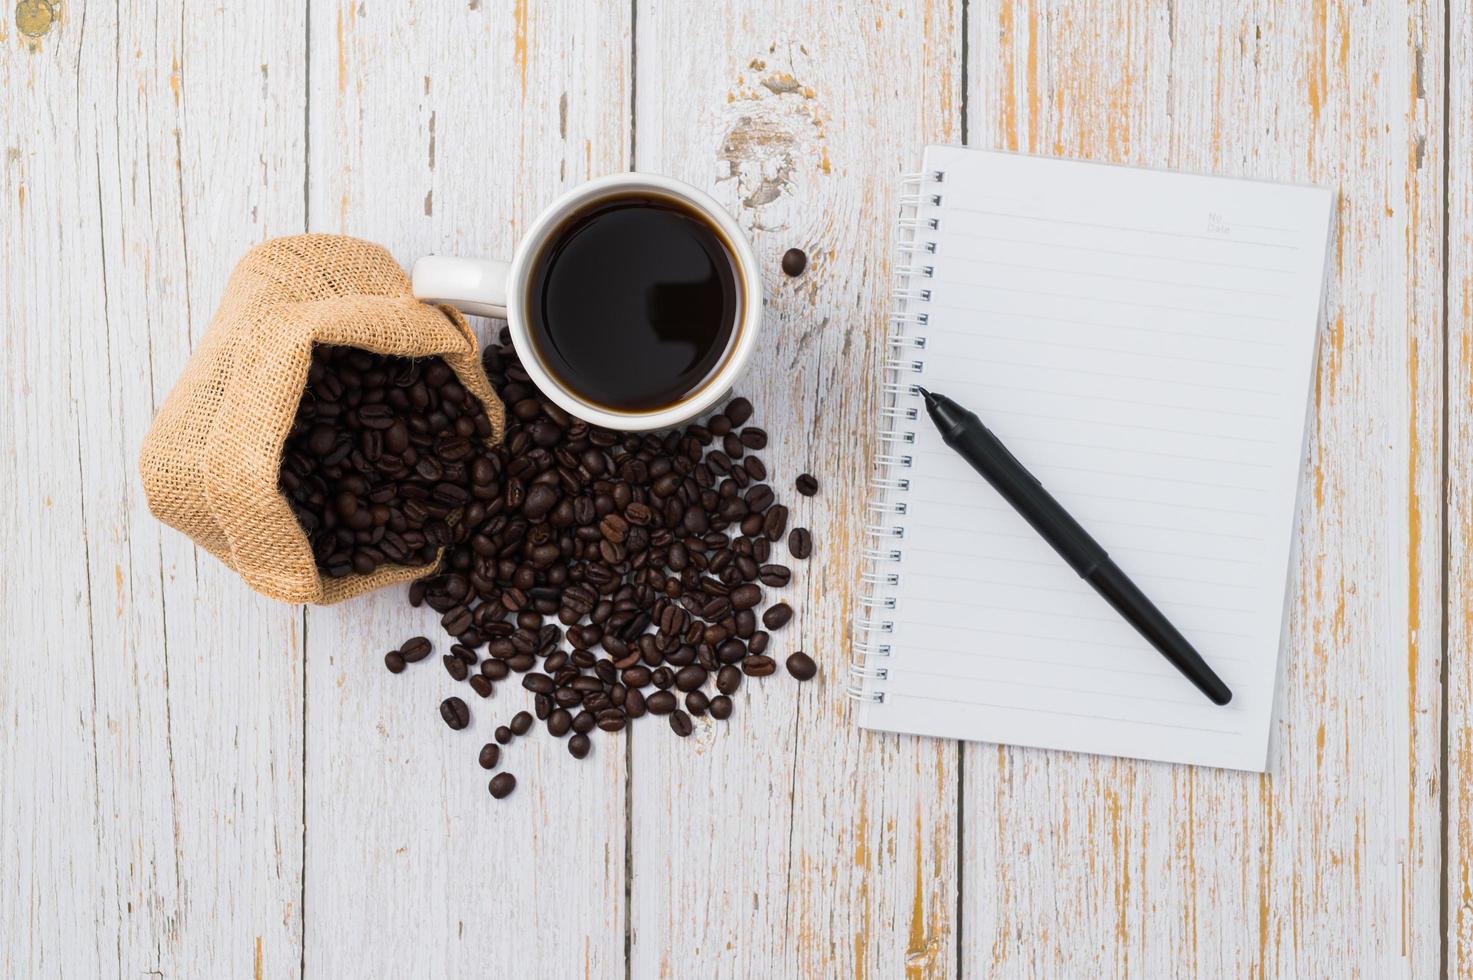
[859, 146, 1334, 771]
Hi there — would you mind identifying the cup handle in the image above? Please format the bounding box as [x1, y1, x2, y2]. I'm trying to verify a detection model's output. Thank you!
[412, 256, 511, 319]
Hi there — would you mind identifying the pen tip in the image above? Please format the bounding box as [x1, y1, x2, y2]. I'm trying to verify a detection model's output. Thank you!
[914, 385, 931, 399]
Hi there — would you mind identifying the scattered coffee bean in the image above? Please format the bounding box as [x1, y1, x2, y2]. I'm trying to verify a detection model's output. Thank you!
[742, 655, 776, 677]
[489, 772, 516, 799]
[364, 332, 826, 798]
[781, 247, 808, 277]
[440, 697, 470, 730]
[789, 527, 812, 560]
[795, 473, 818, 496]
[686, 690, 710, 716]
[763, 603, 793, 630]
[786, 651, 817, 681]
[478, 743, 500, 770]
[384, 651, 406, 674]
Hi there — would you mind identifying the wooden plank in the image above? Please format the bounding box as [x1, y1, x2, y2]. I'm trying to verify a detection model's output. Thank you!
[1446, 0, 1473, 971]
[1, 1, 307, 977]
[302, 2, 632, 975]
[963, 2, 1446, 976]
[629, 3, 962, 977]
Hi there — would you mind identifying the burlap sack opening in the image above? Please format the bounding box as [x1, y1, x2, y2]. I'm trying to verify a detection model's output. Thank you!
[140, 234, 505, 605]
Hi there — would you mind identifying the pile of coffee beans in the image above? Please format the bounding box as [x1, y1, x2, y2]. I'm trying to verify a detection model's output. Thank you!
[279, 345, 497, 578]
[282, 331, 820, 801]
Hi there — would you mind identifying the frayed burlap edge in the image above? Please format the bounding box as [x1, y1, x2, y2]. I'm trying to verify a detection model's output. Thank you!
[140, 234, 505, 605]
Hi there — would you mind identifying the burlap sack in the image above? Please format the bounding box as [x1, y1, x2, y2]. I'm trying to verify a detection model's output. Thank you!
[140, 234, 505, 605]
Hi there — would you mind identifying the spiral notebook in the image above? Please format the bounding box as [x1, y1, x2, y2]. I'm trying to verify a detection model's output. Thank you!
[854, 146, 1334, 771]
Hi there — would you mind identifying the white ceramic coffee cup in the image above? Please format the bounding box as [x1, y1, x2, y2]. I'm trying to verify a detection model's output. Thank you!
[412, 172, 762, 432]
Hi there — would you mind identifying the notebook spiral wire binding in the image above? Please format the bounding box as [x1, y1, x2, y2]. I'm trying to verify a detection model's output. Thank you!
[846, 168, 942, 705]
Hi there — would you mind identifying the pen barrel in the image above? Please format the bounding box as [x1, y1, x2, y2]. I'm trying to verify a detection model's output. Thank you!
[941, 422, 1107, 576]
[1086, 561, 1234, 706]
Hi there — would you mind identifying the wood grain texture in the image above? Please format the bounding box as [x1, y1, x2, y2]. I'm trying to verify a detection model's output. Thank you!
[302, 1, 632, 976]
[1, 1, 307, 977]
[1447, 0, 1473, 972]
[964, 2, 1446, 976]
[629, 3, 962, 977]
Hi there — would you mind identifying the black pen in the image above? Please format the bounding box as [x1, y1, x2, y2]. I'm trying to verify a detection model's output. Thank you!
[914, 387, 1233, 706]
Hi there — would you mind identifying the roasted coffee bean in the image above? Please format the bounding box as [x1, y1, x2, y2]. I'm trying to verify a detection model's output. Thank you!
[645, 690, 678, 715]
[495, 725, 513, 745]
[786, 651, 817, 681]
[597, 709, 627, 733]
[450, 643, 478, 665]
[568, 733, 591, 759]
[674, 665, 708, 692]
[469, 674, 494, 698]
[717, 665, 742, 695]
[739, 427, 767, 450]
[488, 772, 517, 799]
[762, 602, 793, 630]
[478, 743, 500, 770]
[729, 583, 762, 610]
[443, 655, 469, 681]
[401, 636, 433, 662]
[742, 655, 776, 677]
[572, 710, 597, 734]
[440, 697, 470, 730]
[788, 526, 812, 559]
[522, 673, 556, 694]
[547, 708, 573, 737]
[481, 659, 510, 680]
[534, 693, 553, 719]
[724, 397, 753, 426]
[762, 505, 789, 541]
[669, 709, 694, 737]
[748, 631, 770, 655]
[384, 651, 406, 674]
[685, 690, 710, 716]
[781, 248, 808, 276]
[709, 694, 733, 720]
[758, 564, 791, 587]
[441, 605, 473, 635]
[510, 710, 533, 736]
[795, 472, 818, 496]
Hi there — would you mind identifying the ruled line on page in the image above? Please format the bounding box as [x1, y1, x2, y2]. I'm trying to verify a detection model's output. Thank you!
[892, 667, 1247, 708]
[934, 228, 1298, 274]
[920, 352, 1284, 398]
[925, 305, 1291, 349]
[955, 403, 1279, 445]
[885, 643, 1251, 676]
[932, 280, 1291, 323]
[909, 472, 1271, 518]
[881, 693, 1245, 735]
[915, 380, 1282, 423]
[898, 547, 1266, 591]
[908, 447, 1275, 494]
[921, 326, 1290, 374]
[895, 604, 1256, 644]
[897, 507, 1270, 546]
[891, 620, 1253, 655]
[937, 205, 1302, 251]
[934, 253, 1294, 299]
[901, 588, 1258, 618]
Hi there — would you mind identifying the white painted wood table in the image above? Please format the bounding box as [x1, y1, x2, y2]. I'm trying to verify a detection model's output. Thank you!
[3, 1, 1471, 976]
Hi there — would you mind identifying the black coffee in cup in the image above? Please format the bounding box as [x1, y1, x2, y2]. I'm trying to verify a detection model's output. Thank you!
[525, 194, 742, 413]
